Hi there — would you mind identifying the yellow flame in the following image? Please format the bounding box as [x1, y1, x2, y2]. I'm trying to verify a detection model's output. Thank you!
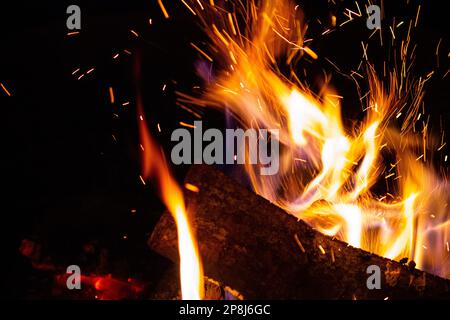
[182, 0, 450, 278]
[138, 109, 204, 299]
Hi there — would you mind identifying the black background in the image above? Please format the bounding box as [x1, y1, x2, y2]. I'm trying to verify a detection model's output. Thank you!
[1, 0, 448, 299]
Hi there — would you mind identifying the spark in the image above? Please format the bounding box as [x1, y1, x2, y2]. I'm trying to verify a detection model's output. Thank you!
[331, 15, 336, 27]
[176, 102, 202, 118]
[271, 27, 302, 49]
[444, 69, 450, 79]
[351, 70, 363, 78]
[322, 29, 332, 36]
[318, 245, 326, 255]
[196, 0, 204, 10]
[181, 0, 197, 16]
[229, 50, 238, 64]
[109, 87, 115, 104]
[368, 28, 378, 40]
[185, 183, 200, 192]
[139, 175, 146, 185]
[361, 42, 368, 60]
[437, 143, 446, 151]
[1, 82, 12, 96]
[67, 31, 79, 36]
[354, 1, 361, 16]
[345, 7, 361, 18]
[325, 57, 341, 72]
[327, 94, 344, 99]
[294, 234, 306, 253]
[414, 5, 421, 28]
[228, 13, 237, 36]
[436, 38, 442, 56]
[389, 26, 396, 40]
[190, 43, 213, 62]
[179, 121, 196, 129]
[212, 24, 229, 46]
[304, 47, 318, 60]
[130, 30, 139, 37]
[339, 17, 353, 27]
[158, 0, 170, 19]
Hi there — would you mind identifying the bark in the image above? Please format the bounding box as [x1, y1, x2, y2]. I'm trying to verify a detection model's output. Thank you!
[149, 165, 450, 299]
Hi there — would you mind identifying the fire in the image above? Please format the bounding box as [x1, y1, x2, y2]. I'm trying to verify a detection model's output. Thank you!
[180, 0, 450, 278]
[138, 107, 204, 299]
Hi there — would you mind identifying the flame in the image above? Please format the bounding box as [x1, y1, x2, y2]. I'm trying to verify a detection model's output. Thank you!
[181, 0, 450, 278]
[138, 108, 204, 299]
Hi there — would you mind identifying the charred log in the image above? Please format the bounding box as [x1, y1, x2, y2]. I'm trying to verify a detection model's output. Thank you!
[149, 165, 450, 299]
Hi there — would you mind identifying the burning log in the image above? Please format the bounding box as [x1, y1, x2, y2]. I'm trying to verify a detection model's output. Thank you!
[149, 165, 450, 299]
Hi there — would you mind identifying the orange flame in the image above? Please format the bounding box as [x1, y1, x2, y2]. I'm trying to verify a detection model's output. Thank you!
[182, 0, 450, 278]
[138, 108, 204, 299]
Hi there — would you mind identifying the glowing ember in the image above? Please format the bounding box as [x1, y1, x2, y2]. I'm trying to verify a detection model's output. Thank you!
[180, 0, 449, 278]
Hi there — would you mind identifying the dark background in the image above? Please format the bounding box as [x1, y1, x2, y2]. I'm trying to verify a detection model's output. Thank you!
[1, 0, 448, 298]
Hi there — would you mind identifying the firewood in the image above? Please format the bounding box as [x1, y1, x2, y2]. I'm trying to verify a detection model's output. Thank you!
[149, 165, 450, 299]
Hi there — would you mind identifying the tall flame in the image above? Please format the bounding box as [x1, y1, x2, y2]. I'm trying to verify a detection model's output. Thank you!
[181, 0, 450, 278]
[138, 108, 204, 299]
